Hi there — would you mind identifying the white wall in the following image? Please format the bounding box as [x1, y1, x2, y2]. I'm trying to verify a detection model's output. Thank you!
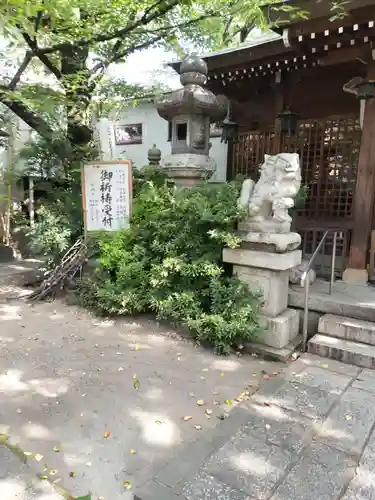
[112, 100, 228, 182]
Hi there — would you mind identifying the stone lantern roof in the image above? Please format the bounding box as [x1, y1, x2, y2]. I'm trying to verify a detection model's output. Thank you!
[155, 53, 227, 123]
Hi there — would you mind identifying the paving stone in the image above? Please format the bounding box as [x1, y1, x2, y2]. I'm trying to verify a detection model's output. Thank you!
[297, 353, 361, 377]
[252, 381, 337, 421]
[320, 387, 375, 455]
[240, 402, 315, 454]
[201, 431, 294, 499]
[182, 471, 253, 500]
[352, 369, 375, 392]
[290, 366, 352, 395]
[272, 442, 356, 500]
[341, 425, 375, 499]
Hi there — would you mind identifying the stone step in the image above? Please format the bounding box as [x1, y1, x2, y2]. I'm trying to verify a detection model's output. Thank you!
[308, 334, 375, 369]
[318, 314, 375, 346]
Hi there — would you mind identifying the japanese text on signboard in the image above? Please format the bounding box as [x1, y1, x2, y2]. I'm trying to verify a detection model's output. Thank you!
[82, 162, 131, 232]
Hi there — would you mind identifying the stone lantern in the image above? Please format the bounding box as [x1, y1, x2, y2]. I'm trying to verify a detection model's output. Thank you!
[155, 54, 227, 187]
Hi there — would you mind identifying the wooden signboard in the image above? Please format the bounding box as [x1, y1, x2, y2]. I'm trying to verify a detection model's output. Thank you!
[81, 160, 132, 233]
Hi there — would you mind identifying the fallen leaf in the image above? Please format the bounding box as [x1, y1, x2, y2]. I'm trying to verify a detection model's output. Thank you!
[205, 409, 213, 415]
[183, 416, 193, 421]
[0, 433, 8, 445]
[69, 472, 76, 478]
[39, 475, 49, 480]
[155, 420, 163, 425]
[104, 431, 111, 439]
[194, 425, 202, 430]
[321, 364, 329, 369]
[220, 372, 225, 377]
[133, 377, 140, 390]
[225, 399, 232, 406]
[129, 449, 136, 454]
[135, 345, 140, 351]
[25, 347, 31, 351]
[196, 400, 204, 406]
[345, 414, 353, 420]
[35, 453, 44, 462]
[53, 446, 60, 452]
[123, 481, 132, 490]
[24, 452, 33, 457]
[16, 408, 22, 414]
[49, 469, 58, 476]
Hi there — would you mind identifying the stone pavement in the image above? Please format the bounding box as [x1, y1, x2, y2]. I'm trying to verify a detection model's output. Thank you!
[137, 354, 375, 500]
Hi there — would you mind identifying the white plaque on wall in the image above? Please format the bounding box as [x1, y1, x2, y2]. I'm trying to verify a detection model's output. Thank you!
[82, 160, 132, 232]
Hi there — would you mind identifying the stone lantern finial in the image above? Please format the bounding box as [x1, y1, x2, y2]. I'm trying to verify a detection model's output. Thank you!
[155, 53, 227, 187]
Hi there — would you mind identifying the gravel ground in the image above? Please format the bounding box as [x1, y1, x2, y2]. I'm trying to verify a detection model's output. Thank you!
[0, 282, 283, 499]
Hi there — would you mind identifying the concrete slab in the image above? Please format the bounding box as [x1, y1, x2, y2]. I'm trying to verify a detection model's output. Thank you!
[289, 279, 375, 322]
[290, 366, 352, 395]
[308, 334, 375, 369]
[319, 387, 375, 455]
[182, 472, 252, 500]
[341, 426, 375, 499]
[272, 443, 356, 500]
[240, 402, 315, 454]
[201, 430, 294, 499]
[352, 369, 375, 392]
[318, 314, 375, 345]
[252, 380, 338, 421]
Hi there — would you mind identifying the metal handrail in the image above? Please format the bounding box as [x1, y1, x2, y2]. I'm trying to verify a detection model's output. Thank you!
[301, 230, 337, 352]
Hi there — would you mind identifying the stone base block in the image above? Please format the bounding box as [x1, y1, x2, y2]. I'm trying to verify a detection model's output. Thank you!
[245, 335, 303, 362]
[223, 248, 301, 271]
[235, 265, 288, 317]
[342, 267, 368, 285]
[259, 308, 300, 349]
[238, 229, 301, 253]
[224, 248, 301, 317]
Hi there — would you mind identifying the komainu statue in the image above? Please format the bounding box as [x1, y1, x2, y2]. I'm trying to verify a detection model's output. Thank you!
[239, 153, 301, 234]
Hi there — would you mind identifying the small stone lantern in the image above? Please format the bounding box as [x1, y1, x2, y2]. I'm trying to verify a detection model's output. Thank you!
[148, 144, 161, 165]
[155, 54, 227, 187]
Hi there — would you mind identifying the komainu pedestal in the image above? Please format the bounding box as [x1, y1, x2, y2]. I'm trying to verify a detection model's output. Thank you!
[224, 248, 301, 350]
[224, 153, 302, 357]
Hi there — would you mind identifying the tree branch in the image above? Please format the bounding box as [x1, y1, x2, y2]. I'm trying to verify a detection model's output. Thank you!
[92, 12, 217, 72]
[91, 35, 165, 73]
[21, 32, 62, 79]
[0, 86, 55, 141]
[38, 0, 181, 54]
[8, 52, 33, 90]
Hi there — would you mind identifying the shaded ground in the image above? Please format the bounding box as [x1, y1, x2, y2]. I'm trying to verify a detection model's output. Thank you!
[0, 283, 282, 499]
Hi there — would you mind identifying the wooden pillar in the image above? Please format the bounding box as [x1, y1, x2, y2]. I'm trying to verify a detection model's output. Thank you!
[273, 72, 284, 154]
[344, 75, 375, 283]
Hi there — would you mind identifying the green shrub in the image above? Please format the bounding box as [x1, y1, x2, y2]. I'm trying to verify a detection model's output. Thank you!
[78, 171, 261, 354]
